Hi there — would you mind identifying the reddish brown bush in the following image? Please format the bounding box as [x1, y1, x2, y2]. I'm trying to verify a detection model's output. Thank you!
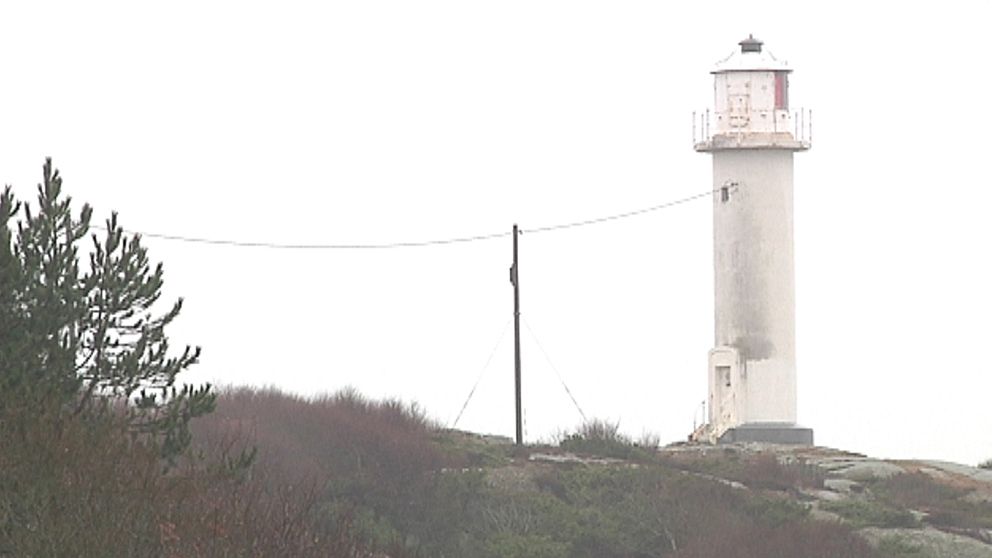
[734, 453, 825, 491]
[875, 472, 966, 509]
[874, 472, 992, 530]
[663, 451, 824, 492]
[189, 386, 457, 553]
[192, 387, 451, 489]
[0, 397, 374, 557]
[675, 520, 878, 558]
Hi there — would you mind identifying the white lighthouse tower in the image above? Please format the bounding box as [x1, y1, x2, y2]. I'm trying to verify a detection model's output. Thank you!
[694, 36, 813, 444]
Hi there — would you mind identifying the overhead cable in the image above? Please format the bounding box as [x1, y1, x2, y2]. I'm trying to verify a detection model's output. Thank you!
[99, 187, 722, 250]
[92, 226, 512, 250]
[522, 188, 719, 235]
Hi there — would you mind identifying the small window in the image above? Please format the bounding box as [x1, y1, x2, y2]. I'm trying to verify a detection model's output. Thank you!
[774, 72, 789, 110]
[717, 365, 731, 387]
[720, 186, 730, 203]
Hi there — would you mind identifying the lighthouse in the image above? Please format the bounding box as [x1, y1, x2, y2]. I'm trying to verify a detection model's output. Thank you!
[694, 36, 813, 445]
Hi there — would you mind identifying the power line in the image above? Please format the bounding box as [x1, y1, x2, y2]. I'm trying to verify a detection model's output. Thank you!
[92, 226, 512, 250]
[96, 187, 723, 250]
[521, 188, 719, 235]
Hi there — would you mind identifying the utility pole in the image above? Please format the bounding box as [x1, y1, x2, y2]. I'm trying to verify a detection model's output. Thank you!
[509, 224, 523, 446]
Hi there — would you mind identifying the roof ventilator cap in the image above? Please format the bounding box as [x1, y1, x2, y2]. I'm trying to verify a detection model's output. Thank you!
[739, 34, 763, 53]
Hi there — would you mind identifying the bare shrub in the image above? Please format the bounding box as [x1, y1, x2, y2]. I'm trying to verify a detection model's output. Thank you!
[733, 453, 825, 490]
[637, 431, 662, 450]
[158, 467, 373, 557]
[193, 386, 448, 487]
[189, 386, 456, 554]
[875, 472, 966, 509]
[663, 451, 823, 491]
[0, 399, 163, 556]
[874, 472, 992, 530]
[0, 396, 373, 557]
[675, 520, 879, 558]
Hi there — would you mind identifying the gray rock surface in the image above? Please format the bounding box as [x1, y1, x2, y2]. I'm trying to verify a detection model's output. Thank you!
[920, 461, 992, 484]
[823, 478, 862, 493]
[812, 457, 906, 481]
[860, 527, 992, 558]
[528, 452, 619, 466]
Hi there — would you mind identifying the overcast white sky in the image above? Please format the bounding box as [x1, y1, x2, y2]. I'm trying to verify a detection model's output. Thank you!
[3, 1, 991, 465]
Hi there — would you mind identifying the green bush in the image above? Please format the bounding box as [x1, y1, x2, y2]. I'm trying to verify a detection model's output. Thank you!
[558, 419, 655, 461]
[483, 533, 569, 558]
[744, 495, 810, 526]
[875, 536, 925, 557]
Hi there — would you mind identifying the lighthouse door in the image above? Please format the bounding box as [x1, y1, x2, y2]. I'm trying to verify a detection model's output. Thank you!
[726, 78, 751, 129]
[714, 365, 737, 426]
[708, 347, 741, 435]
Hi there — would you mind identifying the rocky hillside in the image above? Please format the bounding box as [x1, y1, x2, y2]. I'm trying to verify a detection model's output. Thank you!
[442, 429, 992, 558]
[190, 389, 992, 558]
[657, 442, 992, 558]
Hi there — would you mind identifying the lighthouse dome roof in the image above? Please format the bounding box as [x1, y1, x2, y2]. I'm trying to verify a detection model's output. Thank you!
[712, 35, 791, 73]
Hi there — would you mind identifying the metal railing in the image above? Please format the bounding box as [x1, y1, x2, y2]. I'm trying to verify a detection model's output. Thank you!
[693, 107, 812, 148]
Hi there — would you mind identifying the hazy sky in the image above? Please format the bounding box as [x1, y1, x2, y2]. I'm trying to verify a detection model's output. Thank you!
[2, 1, 991, 465]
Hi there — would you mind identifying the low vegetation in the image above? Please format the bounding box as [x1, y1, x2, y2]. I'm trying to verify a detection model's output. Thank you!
[0, 394, 374, 557]
[0, 378, 939, 558]
[873, 472, 992, 531]
[660, 447, 825, 491]
[673, 521, 878, 558]
[189, 389, 885, 558]
[557, 419, 658, 461]
[820, 499, 919, 529]
[875, 536, 927, 557]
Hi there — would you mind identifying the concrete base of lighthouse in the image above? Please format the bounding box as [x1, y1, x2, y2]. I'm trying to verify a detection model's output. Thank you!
[717, 423, 813, 445]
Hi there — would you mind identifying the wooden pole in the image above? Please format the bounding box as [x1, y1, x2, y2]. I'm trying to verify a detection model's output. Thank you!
[510, 224, 523, 445]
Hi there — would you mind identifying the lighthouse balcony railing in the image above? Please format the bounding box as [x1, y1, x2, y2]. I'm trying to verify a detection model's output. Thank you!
[693, 108, 812, 151]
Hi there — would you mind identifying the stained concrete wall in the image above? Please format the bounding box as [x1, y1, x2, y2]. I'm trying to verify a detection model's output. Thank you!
[711, 148, 797, 425]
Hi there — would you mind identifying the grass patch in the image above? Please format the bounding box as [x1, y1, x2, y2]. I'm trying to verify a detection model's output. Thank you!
[821, 499, 919, 529]
[874, 535, 926, 557]
[662, 450, 824, 491]
[873, 472, 992, 530]
[557, 419, 657, 461]
[674, 520, 881, 558]
[874, 472, 967, 507]
[434, 430, 512, 468]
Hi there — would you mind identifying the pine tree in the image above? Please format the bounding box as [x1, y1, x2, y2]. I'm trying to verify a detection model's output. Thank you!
[0, 158, 213, 459]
